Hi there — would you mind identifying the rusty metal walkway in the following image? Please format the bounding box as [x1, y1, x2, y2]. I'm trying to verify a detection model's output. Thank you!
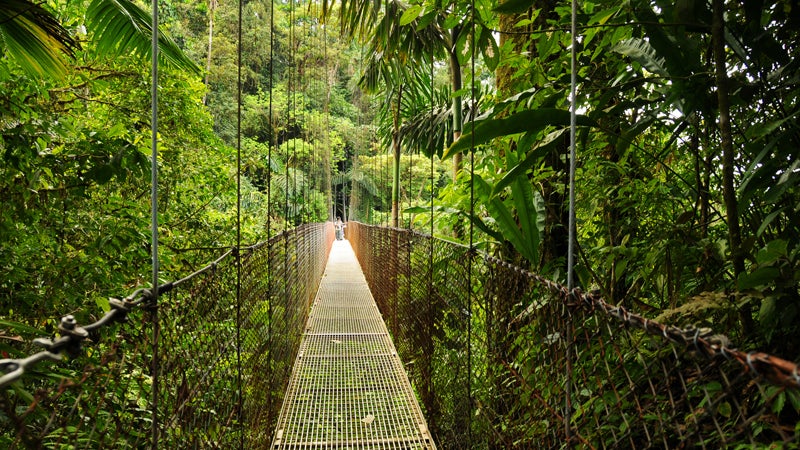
[271, 240, 436, 449]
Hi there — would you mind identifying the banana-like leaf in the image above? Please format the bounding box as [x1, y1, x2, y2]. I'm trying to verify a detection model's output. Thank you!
[475, 175, 541, 264]
[492, 128, 566, 196]
[0, 0, 79, 78]
[509, 175, 540, 264]
[86, 0, 199, 74]
[443, 108, 594, 159]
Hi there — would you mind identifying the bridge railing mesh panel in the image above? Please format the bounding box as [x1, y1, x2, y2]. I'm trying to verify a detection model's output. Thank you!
[347, 222, 800, 449]
[1, 223, 334, 449]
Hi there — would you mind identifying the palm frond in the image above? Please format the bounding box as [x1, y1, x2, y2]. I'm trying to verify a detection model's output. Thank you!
[349, 168, 380, 197]
[0, 0, 79, 78]
[86, 0, 199, 74]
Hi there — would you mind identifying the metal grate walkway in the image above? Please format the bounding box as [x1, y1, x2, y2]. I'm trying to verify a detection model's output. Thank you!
[271, 240, 436, 449]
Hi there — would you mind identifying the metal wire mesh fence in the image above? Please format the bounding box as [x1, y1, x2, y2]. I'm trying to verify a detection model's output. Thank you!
[347, 222, 800, 449]
[1, 222, 334, 449]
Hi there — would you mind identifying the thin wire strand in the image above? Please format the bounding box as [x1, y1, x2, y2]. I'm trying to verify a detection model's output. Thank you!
[266, 0, 275, 425]
[149, 0, 160, 445]
[565, 0, 579, 444]
[467, 0, 476, 441]
[235, 0, 243, 446]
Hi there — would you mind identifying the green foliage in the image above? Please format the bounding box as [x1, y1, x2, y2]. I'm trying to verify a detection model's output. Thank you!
[0, 0, 79, 78]
[443, 108, 594, 158]
[86, 0, 200, 73]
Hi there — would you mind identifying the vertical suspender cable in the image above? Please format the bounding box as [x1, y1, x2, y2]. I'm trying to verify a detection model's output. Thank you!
[467, 0, 476, 441]
[266, 0, 275, 424]
[235, 0, 244, 446]
[408, 143, 413, 228]
[325, 17, 335, 224]
[565, 0, 579, 445]
[429, 55, 435, 240]
[297, 7, 305, 226]
[311, 1, 318, 220]
[427, 52, 435, 428]
[324, 18, 332, 221]
[284, 3, 290, 226]
[149, 0, 160, 447]
[283, 0, 290, 333]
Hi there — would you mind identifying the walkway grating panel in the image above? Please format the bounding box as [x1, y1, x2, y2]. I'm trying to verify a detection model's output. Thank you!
[272, 240, 436, 450]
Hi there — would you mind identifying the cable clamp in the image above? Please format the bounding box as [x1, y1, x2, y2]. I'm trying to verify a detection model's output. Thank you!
[59, 315, 88, 339]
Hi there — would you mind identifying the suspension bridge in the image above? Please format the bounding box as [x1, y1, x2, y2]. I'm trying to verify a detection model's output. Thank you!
[1, 1, 799, 446]
[1, 222, 799, 448]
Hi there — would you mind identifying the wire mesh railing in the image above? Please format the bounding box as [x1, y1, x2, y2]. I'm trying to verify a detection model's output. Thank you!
[347, 221, 800, 449]
[1, 222, 334, 449]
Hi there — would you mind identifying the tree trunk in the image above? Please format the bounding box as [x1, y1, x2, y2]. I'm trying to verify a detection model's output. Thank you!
[202, 0, 217, 105]
[712, 0, 753, 335]
[450, 27, 463, 181]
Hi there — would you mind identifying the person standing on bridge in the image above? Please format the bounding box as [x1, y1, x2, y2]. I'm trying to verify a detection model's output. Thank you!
[335, 217, 345, 240]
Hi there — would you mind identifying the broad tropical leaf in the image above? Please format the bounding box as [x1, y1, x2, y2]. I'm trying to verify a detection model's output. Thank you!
[475, 174, 541, 264]
[491, 128, 567, 196]
[0, 0, 79, 77]
[443, 108, 594, 159]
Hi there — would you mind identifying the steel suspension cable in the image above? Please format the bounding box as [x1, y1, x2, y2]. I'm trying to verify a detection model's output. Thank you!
[284, 0, 293, 328]
[565, 0, 579, 445]
[323, 13, 332, 221]
[311, 1, 318, 214]
[285, 0, 293, 228]
[407, 137, 413, 229]
[266, 0, 276, 421]
[427, 51, 435, 431]
[149, 0, 160, 446]
[467, 0, 476, 440]
[235, 0, 244, 446]
[297, 5, 304, 228]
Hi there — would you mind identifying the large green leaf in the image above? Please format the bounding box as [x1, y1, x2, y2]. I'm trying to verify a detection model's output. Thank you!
[475, 175, 541, 264]
[492, 129, 566, 196]
[399, 4, 422, 26]
[611, 38, 667, 76]
[0, 0, 79, 78]
[738, 267, 780, 290]
[86, 0, 200, 74]
[508, 174, 541, 264]
[478, 26, 499, 72]
[443, 108, 594, 159]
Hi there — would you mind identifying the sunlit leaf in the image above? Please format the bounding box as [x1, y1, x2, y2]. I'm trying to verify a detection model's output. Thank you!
[399, 5, 422, 26]
[0, 0, 79, 78]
